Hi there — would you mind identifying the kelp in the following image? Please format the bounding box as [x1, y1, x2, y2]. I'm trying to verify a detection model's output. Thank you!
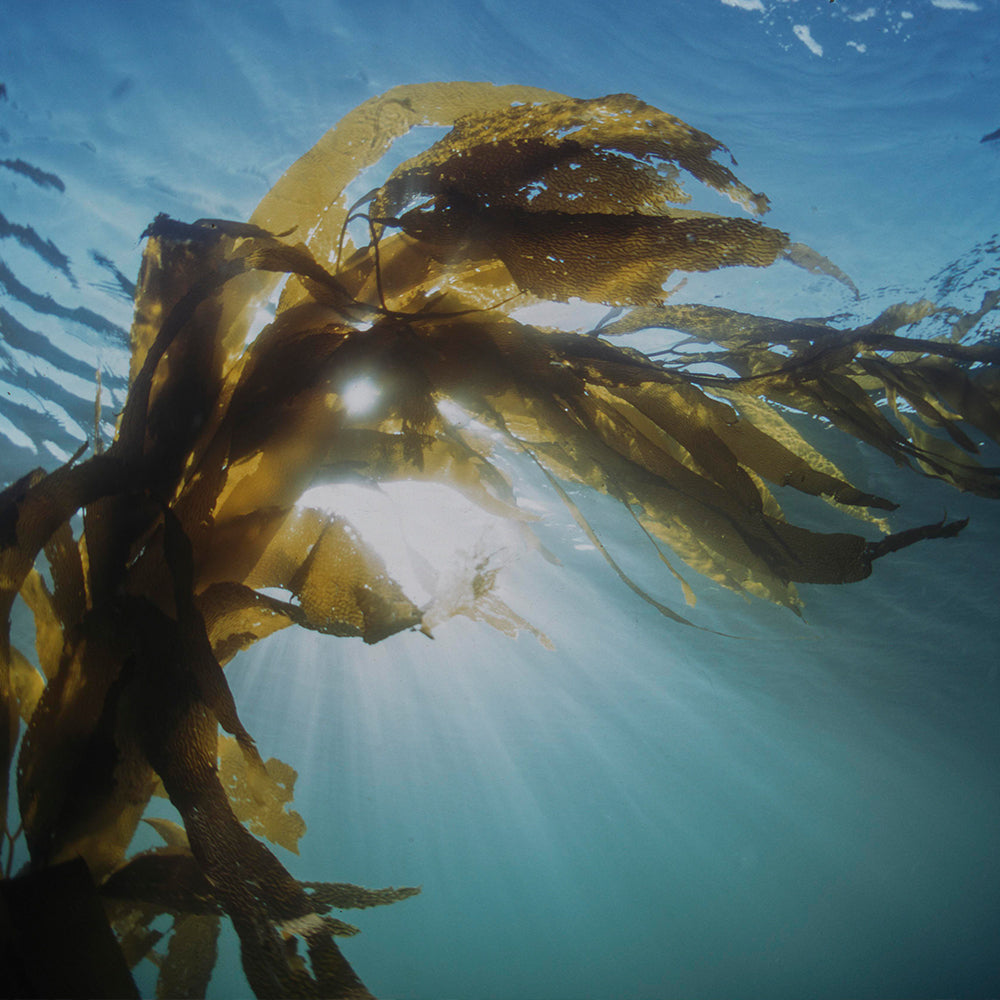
[101, 821, 418, 996]
[0, 82, 998, 998]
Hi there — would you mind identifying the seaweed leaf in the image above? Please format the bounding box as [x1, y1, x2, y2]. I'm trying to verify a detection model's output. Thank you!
[370, 92, 771, 222]
[390, 201, 790, 305]
[7, 645, 44, 723]
[218, 734, 307, 855]
[155, 913, 220, 1000]
[251, 82, 565, 265]
[15, 605, 155, 879]
[128, 595, 374, 998]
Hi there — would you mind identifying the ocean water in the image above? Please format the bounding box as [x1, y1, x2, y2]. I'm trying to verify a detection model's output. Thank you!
[2, 2, 999, 998]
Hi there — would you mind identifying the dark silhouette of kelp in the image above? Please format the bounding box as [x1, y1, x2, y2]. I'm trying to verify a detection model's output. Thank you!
[1, 82, 998, 998]
[0, 157, 65, 192]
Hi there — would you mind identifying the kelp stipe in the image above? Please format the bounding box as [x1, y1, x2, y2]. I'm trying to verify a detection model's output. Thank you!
[1, 82, 998, 998]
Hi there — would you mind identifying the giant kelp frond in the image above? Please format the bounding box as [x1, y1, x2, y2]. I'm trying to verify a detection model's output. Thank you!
[347, 93, 810, 308]
[370, 92, 769, 218]
[100, 834, 418, 996]
[250, 81, 566, 267]
[1, 82, 998, 999]
[597, 299, 1000, 496]
[382, 202, 793, 306]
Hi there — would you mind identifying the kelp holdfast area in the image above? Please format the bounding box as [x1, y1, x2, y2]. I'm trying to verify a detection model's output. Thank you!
[1, 82, 998, 998]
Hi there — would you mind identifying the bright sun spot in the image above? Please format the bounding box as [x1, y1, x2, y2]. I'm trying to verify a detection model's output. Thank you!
[297, 480, 525, 609]
[341, 377, 382, 416]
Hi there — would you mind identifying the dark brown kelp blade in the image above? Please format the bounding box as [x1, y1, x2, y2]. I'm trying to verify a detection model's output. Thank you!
[370, 92, 772, 221]
[390, 200, 791, 305]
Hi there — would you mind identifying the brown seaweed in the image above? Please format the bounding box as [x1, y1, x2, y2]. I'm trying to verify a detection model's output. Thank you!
[1, 82, 998, 998]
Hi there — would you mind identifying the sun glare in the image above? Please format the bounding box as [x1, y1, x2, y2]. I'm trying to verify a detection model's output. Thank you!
[297, 479, 526, 610]
[341, 377, 382, 416]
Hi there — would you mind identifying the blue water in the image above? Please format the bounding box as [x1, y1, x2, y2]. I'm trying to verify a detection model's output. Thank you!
[3, 2, 1000, 998]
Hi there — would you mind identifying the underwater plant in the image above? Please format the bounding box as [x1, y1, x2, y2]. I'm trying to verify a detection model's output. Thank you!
[1, 81, 998, 997]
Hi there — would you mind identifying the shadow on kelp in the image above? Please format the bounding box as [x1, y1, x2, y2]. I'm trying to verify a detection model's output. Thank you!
[1, 82, 998, 999]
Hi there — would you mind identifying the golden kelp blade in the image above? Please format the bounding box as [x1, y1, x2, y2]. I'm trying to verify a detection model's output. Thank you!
[218, 735, 307, 855]
[251, 81, 566, 265]
[5, 646, 44, 723]
[370, 92, 771, 221]
[598, 300, 1000, 495]
[199, 507, 422, 644]
[338, 90, 859, 309]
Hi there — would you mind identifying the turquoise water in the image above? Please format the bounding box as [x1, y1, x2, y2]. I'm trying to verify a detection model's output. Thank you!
[3, 2, 999, 998]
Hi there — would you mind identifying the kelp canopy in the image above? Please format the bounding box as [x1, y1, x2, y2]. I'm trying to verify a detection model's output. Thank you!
[1, 82, 998, 998]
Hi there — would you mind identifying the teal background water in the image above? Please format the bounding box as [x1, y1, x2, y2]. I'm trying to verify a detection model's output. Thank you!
[2, 2, 999, 998]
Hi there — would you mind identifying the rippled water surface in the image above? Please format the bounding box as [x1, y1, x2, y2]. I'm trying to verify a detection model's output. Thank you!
[3, 2, 999, 998]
